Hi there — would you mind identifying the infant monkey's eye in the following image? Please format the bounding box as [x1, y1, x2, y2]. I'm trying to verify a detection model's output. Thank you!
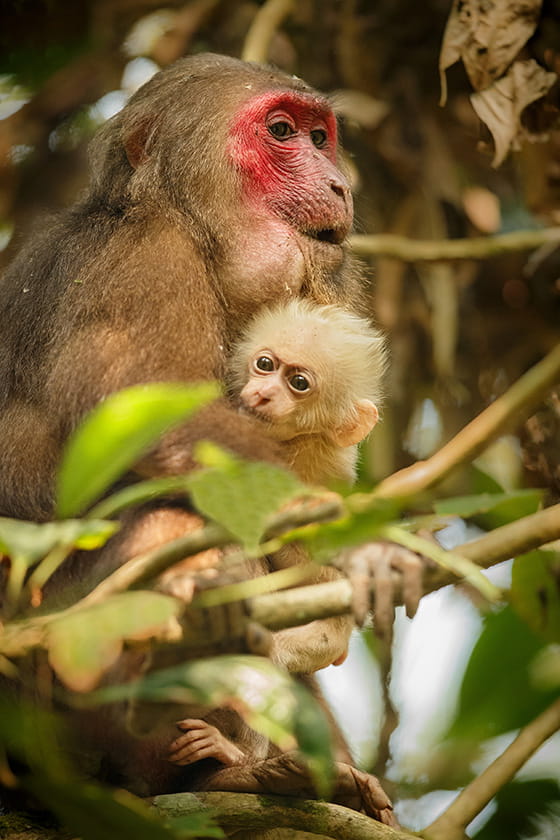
[289, 373, 310, 392]
[255, 355, 275, 372]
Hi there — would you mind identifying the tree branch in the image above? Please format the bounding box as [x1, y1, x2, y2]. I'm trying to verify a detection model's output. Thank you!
[350, 228, 560, 262]
[424, 698, 560, 840]
[151, 791, 416, 840]
[241, 0, 295, 63]
[248, 502, 560, 629]
[77, 495, 343, 609]
[2, 499, 559, 659]
[371, 343, 560, 500]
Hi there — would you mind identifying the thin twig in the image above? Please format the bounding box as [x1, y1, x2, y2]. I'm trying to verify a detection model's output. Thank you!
[424, 698, 560, 840]
[350, 228, 560, 263]
[241, 0, 295, 63]
[371, 343, 560, 500]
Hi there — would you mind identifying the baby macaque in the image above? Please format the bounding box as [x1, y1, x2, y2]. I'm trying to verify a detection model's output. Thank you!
[167, 301, 388, 774]
[229, 298, 387, 485]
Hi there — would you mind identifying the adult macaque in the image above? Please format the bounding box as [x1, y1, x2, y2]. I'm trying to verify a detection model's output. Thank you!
[230, 298, 386, 484]
[0, 53, 357, 523]
[0, 53, 410, 824]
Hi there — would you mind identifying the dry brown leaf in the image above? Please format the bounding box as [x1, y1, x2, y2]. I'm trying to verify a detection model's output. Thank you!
[470, 58, 557, 166]
[440, 0, 542, 104]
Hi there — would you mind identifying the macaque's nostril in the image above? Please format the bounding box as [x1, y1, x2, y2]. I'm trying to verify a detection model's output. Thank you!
[330, 181, 346, 199]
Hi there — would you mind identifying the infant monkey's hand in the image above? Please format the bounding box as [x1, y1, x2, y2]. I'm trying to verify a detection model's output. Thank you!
[168, 718, 245, 766]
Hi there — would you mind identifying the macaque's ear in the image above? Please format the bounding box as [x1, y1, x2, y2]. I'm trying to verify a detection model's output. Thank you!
[332, 399, 379, 447]
[124, 116, 160, 169]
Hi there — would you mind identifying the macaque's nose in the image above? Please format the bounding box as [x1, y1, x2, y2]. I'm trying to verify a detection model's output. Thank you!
[240, 382, 273, 410]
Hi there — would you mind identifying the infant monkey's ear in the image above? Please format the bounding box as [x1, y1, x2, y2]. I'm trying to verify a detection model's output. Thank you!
[331, 399, 379, 447]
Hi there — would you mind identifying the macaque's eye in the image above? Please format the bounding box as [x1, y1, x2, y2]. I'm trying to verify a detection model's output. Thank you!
[255, 355, 276, 372]
[268, 121, 295, 140]
[310, 128, 327, 148]
[288, 373, 311, 393]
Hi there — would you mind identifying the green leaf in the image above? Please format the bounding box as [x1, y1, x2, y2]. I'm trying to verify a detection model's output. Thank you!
[93, 654, 333, 795]
[0, 517, 118, 564]
[469, 464, 504, 494]
[447, 606, 559, 741]
[187, 455, 304, 554]
[473, 779, 560, 840]
[47, 592, 181, 692]
[511, 551, 560, 643]
[0, 697, 68, 777]
[166, 813, 225, 838]
[434, 488, 543, 527]
[301, 499, 401, 561]
[25, 776, 183, 840]
[56, 382, 219, 518]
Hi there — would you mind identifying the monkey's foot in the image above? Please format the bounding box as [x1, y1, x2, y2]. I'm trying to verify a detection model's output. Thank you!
[199, 752, 397, 826]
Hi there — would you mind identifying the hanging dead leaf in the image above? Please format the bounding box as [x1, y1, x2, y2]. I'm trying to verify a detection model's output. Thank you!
[440, 0, 543, 104]
[470, 59, 557, 166]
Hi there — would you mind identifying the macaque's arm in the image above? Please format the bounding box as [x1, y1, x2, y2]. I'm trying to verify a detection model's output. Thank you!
[200, 752, 398, 827]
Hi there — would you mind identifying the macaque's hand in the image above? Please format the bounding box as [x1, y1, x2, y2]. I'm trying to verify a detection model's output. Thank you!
[340, 541, 430, 639]
[168, 718, 245, 766]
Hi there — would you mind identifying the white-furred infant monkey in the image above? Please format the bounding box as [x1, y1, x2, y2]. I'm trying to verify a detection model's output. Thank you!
[168, 299, 388, 778]
[230, 298, 387, 485]
[228, 297, 387, 663]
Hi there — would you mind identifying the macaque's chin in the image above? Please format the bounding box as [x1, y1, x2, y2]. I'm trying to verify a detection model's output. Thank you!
[239, 403, 298, 440]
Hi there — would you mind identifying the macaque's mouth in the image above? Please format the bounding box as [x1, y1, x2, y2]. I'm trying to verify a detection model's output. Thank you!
[306, 227, 346, 245]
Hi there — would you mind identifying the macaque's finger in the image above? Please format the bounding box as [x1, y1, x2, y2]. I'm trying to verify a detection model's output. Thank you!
[390, 547, 424, 619]
[345, 549, 371, 626]
[370, 549, 394, 639]
[170, 731, 206, 749]
[176, 718, 209, 729]
[169, 730, 208, 753]
[349, 766, 396, 822]
[169, 737, 216, 765]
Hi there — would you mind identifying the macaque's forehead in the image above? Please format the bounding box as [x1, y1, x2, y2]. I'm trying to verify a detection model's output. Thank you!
[267, 324, 329, 370]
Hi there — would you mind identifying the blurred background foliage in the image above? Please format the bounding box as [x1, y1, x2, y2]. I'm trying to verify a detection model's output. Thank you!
[1, 1, 560, 838]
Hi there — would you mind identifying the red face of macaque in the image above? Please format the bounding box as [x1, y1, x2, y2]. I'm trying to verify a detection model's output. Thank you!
[227, 90, 353, 274]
